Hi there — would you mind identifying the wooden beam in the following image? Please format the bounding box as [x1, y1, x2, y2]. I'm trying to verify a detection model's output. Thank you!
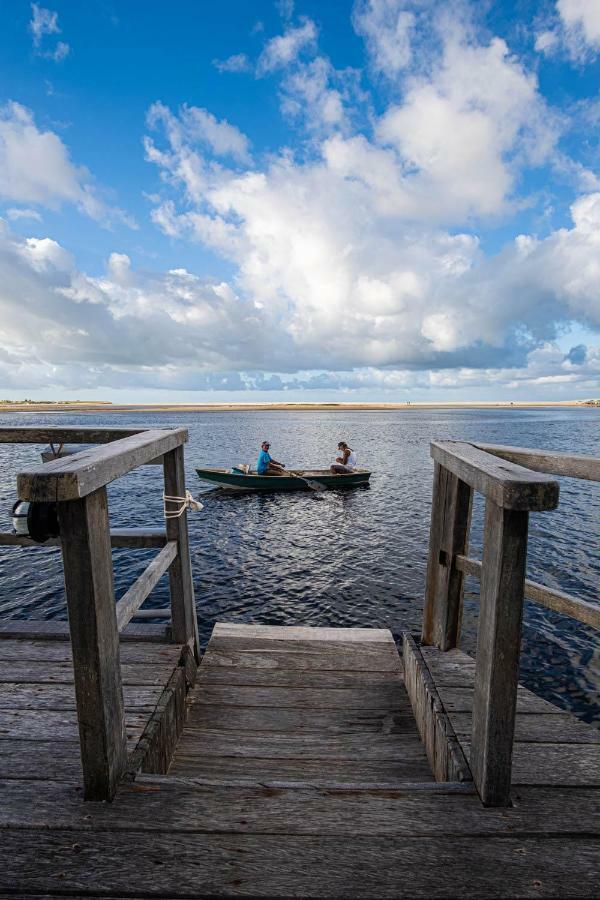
[17, 428, 188, 501]
[455, 554, 599, 629]
[470, 500, 529, 807]
[115, 541, 177, 632]
[422, 463, 472, 649]
[132, 608, 172, 619]
[57, 488, 127, 801]
[430, 441, 559, 511]
[163, 446, 200, 658]
[0, 528, 167, 549]
[0, 426, 148, 444]
[473, 442, 600, 483]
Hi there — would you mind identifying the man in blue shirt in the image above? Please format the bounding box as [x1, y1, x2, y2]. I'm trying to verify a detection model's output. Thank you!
[257, 441, 286, 476]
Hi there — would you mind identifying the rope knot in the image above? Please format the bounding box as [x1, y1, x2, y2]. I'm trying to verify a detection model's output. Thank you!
[163, 490, 203, 519]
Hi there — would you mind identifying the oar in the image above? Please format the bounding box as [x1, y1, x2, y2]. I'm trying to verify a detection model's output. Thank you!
[288, 470, 327, 492]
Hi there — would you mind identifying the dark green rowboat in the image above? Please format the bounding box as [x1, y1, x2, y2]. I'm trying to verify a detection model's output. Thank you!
[196, 467, 371, 492]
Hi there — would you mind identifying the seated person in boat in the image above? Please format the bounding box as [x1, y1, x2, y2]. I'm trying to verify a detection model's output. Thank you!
[257, 441, 286, 476]
[330, 441, 357, 474]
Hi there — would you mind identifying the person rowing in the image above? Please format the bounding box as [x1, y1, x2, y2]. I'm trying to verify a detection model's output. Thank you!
[330, 441, 357, 474]
[257, 440, 286, 476]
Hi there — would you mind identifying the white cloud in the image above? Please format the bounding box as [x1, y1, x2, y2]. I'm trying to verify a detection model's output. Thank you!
[536, 0, 600, 61]
[557, 0, 600, 48]
[352, 0, 418, 76]
[29, 4, 70, 61]
[0, 102, 134, 227]
[257, 19, 318, 74]
[5, 207, 43, 222]
[146, 102, 251, 166]
[212, 53, 252, 73]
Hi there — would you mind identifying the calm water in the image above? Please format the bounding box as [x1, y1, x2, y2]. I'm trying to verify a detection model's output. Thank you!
[0, 408, 598, 723]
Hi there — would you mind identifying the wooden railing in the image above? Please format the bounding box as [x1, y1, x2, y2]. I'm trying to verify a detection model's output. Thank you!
[0, 426, 199, 801]
[421, 440, 599, 806]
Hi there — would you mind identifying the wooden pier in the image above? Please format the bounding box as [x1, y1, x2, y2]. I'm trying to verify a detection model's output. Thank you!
[0, 428, 598, 897]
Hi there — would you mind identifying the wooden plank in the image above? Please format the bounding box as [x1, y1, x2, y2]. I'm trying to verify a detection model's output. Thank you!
[198, 667, 406, 689]
[430, 441, 559, 511]
[0, 777, 597, 835]
[191, 683, 412, 710]
[0, 426, 148, 444]
[115, 541, 177, 631]
[0, 620, 170, 642]
[455, 554, 600, 629]
[0, 830, 598, 898]
[128, 666, 189, 778]
[132, 607, 172, 619]
[0, 740, 82, 780]
[402, 634, 472, 783]
[163, 445, 200, 657]
[0, 640, 182, 666]
[206, 636, 402, 668]
[0, 528, 167, 549]
[0, 709, 148, 742]
[424, 685, 562, 715]
[449, 711, 600, 744]
[471, 501, 529, 806]
[0, 683, 162, 710]
[212, 622, 395, 642]
[188, 704, 418, 734]
[169, 753, 435, 783]
[57, 488, 127, 800]
[18, 428, 188, 501]
[173, 729, 427, 762]
[422, 464, 472, 649]
[474, 442, 600, 483]
[459, 741, 600, 786]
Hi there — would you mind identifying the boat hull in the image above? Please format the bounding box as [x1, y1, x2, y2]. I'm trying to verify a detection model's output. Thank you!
[196, 467, 371, 492]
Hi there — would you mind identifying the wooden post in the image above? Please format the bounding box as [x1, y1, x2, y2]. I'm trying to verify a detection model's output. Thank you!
[57, 488, 127, 801]
[470, 499, 529, 807]
[422, 463, 472, 650]
[163, 446, 200, 659]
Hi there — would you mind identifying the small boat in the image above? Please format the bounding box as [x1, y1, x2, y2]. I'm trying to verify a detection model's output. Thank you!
[196, 467, 371, 492]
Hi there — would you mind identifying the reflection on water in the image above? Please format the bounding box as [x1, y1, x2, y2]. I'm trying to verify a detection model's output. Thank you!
[0, 408, 598, 723]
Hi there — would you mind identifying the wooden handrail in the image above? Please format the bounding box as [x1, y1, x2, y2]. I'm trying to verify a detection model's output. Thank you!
[455, 554, 600, 629]
[17, 428, 188, 501]
[0, 426, 151, 443]
[0, 528, 167, 549]
[473, 443, 600, 482]
[115, 541, 178, 631]
[430, 441, 559, 511]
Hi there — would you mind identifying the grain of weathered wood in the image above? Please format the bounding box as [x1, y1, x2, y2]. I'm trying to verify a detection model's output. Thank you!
[0, 620, 170, 642]
[460, 741, 600, 786]
[471, 500, 529, 806]
[18, 428, 188, 501]
[163, 445, 200, 657]
[188, 704, 417, 734]
[449, 711, 600, 744]
[473, 442, 600, 483]
[0, 639, 181, 665]
[422, 464, 472, 649]
[0, 708, 148, 742]
[455, 554, 600, 629]
[169, 753, 435, 783]
[115, 541, 177, 632]
[1, 777, 597, 836]
[206, 636, 402, 666]
[57, 488, 127, 801]
[198, 666, 405, 689]
[0, 426, 149, 444]
[0, 830, 598, 898]
[192, 683, 411, 710]
[0, 683, 162, 710]
[403, 634, 472, 783]
[430, 441, 559, 511]
[213, 623, 394, 642]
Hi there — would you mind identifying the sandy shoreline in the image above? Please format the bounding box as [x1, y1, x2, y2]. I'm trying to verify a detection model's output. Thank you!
[0, 400, 597, 414]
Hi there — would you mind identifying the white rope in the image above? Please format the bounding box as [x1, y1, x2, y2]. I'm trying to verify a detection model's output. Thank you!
[163, 490, 204, 519]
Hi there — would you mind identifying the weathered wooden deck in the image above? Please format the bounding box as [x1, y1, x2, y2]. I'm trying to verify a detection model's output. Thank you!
[1, 621, 598, 898]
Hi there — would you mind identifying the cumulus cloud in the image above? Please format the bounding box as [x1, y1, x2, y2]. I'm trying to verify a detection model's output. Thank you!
[352, 0, 419, 76]
[29, 3, 70, 61]
[257, 19, 318, 74]
[0, 102, 134, 227]
[536, 0, 600, 61]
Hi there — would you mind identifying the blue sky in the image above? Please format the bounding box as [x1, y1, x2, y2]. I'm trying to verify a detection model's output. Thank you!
[0, 0, 599, 401]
